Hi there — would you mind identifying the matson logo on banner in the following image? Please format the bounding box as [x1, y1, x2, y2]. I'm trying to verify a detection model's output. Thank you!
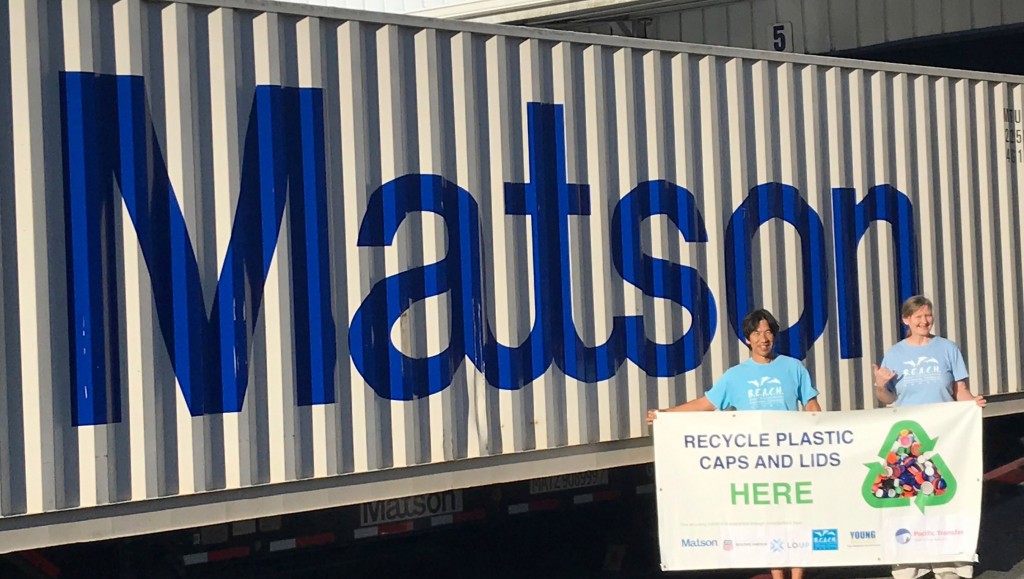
[654, 403, 982, 570]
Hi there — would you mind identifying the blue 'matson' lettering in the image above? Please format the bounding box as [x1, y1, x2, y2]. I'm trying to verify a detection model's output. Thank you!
[59, 74, 919, 420]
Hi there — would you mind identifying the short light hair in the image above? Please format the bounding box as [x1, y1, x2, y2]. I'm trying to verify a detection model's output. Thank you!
[900, 295, 933, 319]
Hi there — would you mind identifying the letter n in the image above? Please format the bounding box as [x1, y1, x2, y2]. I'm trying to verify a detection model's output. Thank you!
[832, 185, 918, 359]
[60, 72, 335, 425]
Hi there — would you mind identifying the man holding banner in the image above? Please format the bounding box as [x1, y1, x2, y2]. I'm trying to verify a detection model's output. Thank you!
[648, 308, 821, 579]
[873, 296, 986, 579]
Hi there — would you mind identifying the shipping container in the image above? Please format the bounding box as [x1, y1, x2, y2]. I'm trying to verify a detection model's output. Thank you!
[2, 0, 1023, 551]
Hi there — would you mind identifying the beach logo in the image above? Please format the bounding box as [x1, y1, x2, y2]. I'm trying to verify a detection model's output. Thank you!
[812, 529, 838, 551]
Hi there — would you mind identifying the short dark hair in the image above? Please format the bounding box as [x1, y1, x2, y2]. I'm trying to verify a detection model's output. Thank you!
[741, 309, 780, 341]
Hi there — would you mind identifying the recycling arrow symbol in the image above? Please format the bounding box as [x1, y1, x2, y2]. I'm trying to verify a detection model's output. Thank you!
[862, 420, 957, 512]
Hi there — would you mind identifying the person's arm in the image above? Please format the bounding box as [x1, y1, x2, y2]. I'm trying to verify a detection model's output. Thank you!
[954, 380, 986, 407]
[872, 363, 897, 405]
[646, 396, 716, 424]
[796, 366, 820, 412]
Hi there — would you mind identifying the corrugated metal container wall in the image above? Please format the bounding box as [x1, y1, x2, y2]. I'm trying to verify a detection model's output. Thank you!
[2, 0, 1023, 525]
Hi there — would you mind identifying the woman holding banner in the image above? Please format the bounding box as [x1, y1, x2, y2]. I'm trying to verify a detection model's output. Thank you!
[873, 295, 986, 579]
[648, 308, 820, 579]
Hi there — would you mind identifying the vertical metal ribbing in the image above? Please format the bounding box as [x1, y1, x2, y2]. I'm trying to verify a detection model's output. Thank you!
[337, 20, 379, 473]
[668, 52, 704, 409]
[933, 77, 961, 345]
[116, 0, 162, 503]
[413, 26, 448, 463]
[297, 15, 337, 478]
[10, 0, 56, 515]
[160, 1, 205, 495]
[973, 80, 1000, 398]
[517, 37, 543, 452]
[0, 0, 18, 516]
[750, 59, 780, 318]
[846, 68, 874, 410]
[257, 12, 295, 481]
[775, 62, 805, 359]
[252, 11, 298, 485]
[1004, 84, 1024, 395]
[207, 5, 248, 491]
[868, 71, 897, 411]
[825, 66, 853, 411]
[724, 57, 749, 361]
[697, 55, 728, 384]
[374, 23, 411, 468]
[641, 48, 672, 426]
[505, 37, 531, 455]
[954, 79, 984, 383]
[612, 45, 637, 442]
[483, 34, 514, 457]
[912, 75, 941, 342]
[581, 43, 608, 446]
[552, 40, 585, 449]
[450, 31, 486, 459]
[9, 0, 1024, 524]
[63, 0, 111, 511]
[800, 64, 836, 410]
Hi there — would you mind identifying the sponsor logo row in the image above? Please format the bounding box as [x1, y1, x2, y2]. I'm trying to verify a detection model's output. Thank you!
[682, 529, 841, 552]
[680, 527, 964, 552]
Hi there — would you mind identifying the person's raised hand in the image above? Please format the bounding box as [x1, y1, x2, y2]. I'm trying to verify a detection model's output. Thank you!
[646, 408, 659, 425]
[872, 364, 896, 389]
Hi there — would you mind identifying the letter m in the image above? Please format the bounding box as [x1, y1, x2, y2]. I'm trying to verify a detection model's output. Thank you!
[60, 72, 335, 425]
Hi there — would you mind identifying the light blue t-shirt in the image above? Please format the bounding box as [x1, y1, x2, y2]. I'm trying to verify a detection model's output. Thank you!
[705, 355, 818, 411]
[881, 336, 968, 407]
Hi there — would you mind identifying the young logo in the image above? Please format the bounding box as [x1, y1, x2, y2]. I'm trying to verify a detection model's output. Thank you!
[812, 529, 839, 551]
[848, 530, 879, 547]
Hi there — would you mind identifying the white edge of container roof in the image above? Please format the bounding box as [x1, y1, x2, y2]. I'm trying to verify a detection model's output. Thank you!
[407, 0, 679, 23]
[184, 0, 1024, 85]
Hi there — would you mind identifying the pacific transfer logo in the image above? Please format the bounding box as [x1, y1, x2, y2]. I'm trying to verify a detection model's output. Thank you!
[895, 528, 912, 544]
[862, 421, 957, 512]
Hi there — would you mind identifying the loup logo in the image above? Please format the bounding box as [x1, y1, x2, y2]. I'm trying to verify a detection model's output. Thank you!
[59, 72, 920, 425]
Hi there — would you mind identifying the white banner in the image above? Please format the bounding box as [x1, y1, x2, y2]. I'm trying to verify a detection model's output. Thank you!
[654, 403, 982, 570]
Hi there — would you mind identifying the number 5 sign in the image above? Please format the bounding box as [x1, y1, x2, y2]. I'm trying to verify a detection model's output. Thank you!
[770, 22, 794, 52]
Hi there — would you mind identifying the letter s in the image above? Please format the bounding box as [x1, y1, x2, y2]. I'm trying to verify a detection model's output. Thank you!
[612, 180, 717, 376]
